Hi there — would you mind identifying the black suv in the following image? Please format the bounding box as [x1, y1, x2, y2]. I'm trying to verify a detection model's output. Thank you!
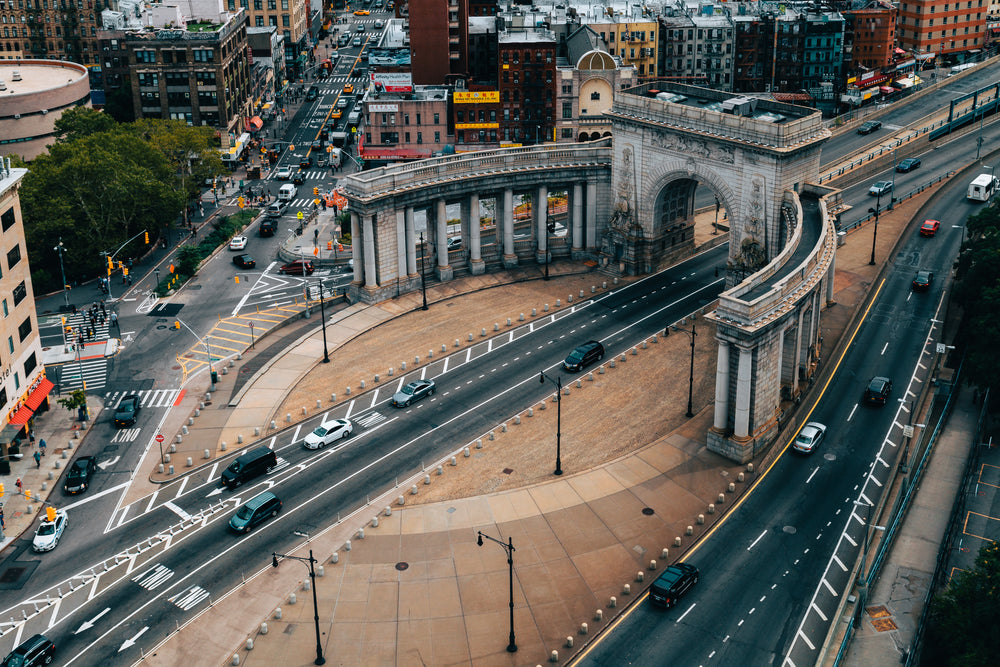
[114, 395, 141, 427]
[563, 340, 605, 372]
[864, 376, 893, 406]
[64, 456, 97, 494]
[2, 634, 56, 666]
[649, 562, 699, 608]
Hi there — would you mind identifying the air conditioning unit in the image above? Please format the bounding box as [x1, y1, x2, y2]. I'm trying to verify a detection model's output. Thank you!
[11, 70, 21, 80]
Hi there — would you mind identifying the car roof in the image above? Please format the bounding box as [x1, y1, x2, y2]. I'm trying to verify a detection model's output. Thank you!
[244, 491, 279, 509]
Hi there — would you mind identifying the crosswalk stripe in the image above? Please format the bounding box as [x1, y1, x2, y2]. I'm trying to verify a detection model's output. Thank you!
[133, 564, 174, 590]
[104, 388, 181, 408]
[57, 358, 108, 392]
[355, 412, 386, 428]
[169, 586, 210, 611]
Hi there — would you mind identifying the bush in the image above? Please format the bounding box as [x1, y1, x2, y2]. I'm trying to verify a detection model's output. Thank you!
[154, 209, 257, 295]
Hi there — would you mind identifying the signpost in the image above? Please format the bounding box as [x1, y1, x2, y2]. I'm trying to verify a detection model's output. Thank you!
[155, 434, 165, 465]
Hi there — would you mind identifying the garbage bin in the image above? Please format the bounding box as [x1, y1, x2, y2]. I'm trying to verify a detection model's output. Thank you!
[211, 370, 219, 384]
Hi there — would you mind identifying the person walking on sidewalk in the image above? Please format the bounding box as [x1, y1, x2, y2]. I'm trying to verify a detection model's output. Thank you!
[39, 438, 46, 456]
[33, 451, 41, 468]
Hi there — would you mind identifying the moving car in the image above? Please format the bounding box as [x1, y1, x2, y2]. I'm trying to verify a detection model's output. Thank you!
[352, 36, 363, 47]
[114, 394, 141, 427]
[229, 235, 248, 251]
[868, 181, 893, 197]
[32, 511, 67, 552]
[356, 24, 366, 32]
[233, 254, 256, 269]
[563, 340, 605, 372]
[260, 219, 277, 236]
[332, 108, 343, 119]
[299, 154, 312, 168]
[919, 219, 940, 237]
[912, 270, 934, 291]
[392, 379, 436, 407]
[293, 171, 306, 185]
[864, 376, 893, 406]
[649, 562, 699, 608]
[220, 446, 277, 489]
[64, 456, 97, 494]
[896, 157, 921, 172]
[337, 97, 350, 108]
[353, 8, 370, 14]
[375, 19, 384, 28]
[857, 120, 882, 135]
[275, 167, 293, 180]
[2, 634, 56, 667]
[229, 492, 282, 533]
[279, 259, 315, 275]
[266, 202, 287, 218]
[303, 418, 354, 449]
[447, 236, 462, 251]
[792, 422, 827, 454]
[306, 85, 319, 101]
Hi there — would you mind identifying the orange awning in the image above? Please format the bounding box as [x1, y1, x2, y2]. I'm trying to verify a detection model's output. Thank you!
[25, 377, 54, 411]
[8, 405, 33, 426]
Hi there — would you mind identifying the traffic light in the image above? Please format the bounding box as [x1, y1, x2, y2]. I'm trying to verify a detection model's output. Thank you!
[118, 261, 124, 270]
[123, 267, 129, 277]
[144, 231, 149, 244]
[107, 256, 114, 271]
[313, 187, 319, 196]
[46, 506, 56, 522]
[24, 490, 31, 501]
[0, 482, 5, 496]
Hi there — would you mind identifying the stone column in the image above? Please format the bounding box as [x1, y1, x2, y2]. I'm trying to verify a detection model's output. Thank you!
[351, 212, 362, 285]
[404, 206, 416, 276]
[792, 306, 805, 395]
[469, 193, 484, 274]
[362, 213, 377, 289]
[734, 346, 753, 438]
[572, 182, 584, 256]
[713, 341, 730, 431]
[585, 181, 597, 249]
[502, 188, 516, 267]
[395, 209, 406, 287]
[535, 184, 548, 265]
[435, 198, 453, 281]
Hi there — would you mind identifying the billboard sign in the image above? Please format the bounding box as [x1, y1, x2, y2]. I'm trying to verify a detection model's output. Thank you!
[372, 72, 413, 93]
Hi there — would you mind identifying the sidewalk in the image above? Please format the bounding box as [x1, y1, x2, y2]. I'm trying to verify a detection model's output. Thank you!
[124, 177, 942, 666]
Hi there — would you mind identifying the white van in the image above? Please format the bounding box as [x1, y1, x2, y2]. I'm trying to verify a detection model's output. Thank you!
[278, 183, 297, 202]
[967, 173, 998, 201]
[329, 147, 343, 168]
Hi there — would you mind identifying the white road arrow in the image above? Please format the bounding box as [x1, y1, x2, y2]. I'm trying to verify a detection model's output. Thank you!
[205, 487, 224, 497]
[118, 626, 149, 652]
[97, 456, 121, 470]
[74, 608, 110, 634]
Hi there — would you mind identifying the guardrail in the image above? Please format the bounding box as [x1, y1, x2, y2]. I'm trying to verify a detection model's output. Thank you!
[839, 172, 956, 235]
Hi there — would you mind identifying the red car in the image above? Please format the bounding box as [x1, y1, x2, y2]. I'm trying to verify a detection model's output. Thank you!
[279, 260, 315, 275]
[919, 219, 940, 237]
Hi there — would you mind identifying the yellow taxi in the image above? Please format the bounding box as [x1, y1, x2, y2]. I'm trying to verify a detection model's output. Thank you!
[332, 108, 343, 119]
[353, 9, 370, 15]
[343, 83, 355, 94]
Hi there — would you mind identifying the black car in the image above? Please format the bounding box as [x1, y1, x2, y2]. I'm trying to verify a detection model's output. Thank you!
[863, 376, 893, 406]
[896, 157, 921, 172]
[233, 254, 256, 269]
[2, 634, 56, 667]
[563, 340, 605, 372]
[912, 270, 934, 291]
[857, 120, 882, 135]
[305, 86, 319, 101]
[392, 379, 436, 407]
[293, 171, 306, 185]
[649, 562, 699, 608]
[114, 395, 141, 427]
[64, 455, 97, 494]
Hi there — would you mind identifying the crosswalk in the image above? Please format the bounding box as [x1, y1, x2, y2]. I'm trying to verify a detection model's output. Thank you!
[55, 357, 108, 393]
[169, 585, 210, 611]
[104, 389, 182, 410]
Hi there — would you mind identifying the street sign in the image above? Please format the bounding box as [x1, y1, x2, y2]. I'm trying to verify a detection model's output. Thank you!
[155, 434, 165, 443]
[297, 211, 304, 220]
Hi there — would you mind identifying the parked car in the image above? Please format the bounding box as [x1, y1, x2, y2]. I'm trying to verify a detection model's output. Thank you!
[275, 167, 293, 180]
[563, 340, 605, 372]
[392, 379, 436, 407]
[2, 634, 56, 667]
[868, 181, 893, 197]
[792, 422, 827, 454]
[32, 511, 67, 552]
[114, 394, 141, 427]
[919, 219, 940, 237]
[649, 562, 699, 608]
[863, 376, 893, 406]
[912, 270, 934, 291]
[303, 419, 354, 449]
[279, 260, 315, 275]
[896, 157, 921, 172]
[229, 492, 282, 533]
[64, 456, 97, 494]
[857, 120, 882, 135]
[233, 254, 256, 269]
[229, 235, 248, 251]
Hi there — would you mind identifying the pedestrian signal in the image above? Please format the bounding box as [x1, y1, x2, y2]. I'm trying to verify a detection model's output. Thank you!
[46, 506, 56, 522]
[144, 231, 149, 244]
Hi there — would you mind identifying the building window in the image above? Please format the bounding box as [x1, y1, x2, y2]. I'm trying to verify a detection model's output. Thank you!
[23, 351, 36, 377]
[417, 132, 422, 143]
[434, 131, 440, 143]
[562, 102, 572, 118]
[2, 298, 7, 317]
[6, 244, 20, 269]
[6, 336, 12, 355]
[1, 207, 15, 232]
[12, 280, 26, 306]
[282, 14, 289, 26]
[17, 316, 31, 342]
[433, 113, 439, 124]
[591, 91, 601, 101]
[404, 114, 410, 125]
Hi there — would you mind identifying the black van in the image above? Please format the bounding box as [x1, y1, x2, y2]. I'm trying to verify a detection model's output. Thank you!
[563, 340, 605, 372]
[220, 447, 277, 489]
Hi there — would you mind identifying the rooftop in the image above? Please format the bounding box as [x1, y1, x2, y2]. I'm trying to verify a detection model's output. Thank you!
[0, 60, 89, 96]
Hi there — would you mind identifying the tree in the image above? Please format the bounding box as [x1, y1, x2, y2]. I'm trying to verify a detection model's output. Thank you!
[53, 107, 116, 143]
[57, 389, 89, 422]
[923, 541, 1000, 666]
[953, 203, 1000, 390]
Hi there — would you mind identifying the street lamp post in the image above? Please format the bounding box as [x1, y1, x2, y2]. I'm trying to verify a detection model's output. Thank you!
[272, 550, 326, 665]
[668, 323, 697, 418]
[868, 190, 883, 265]
[476, 531, 517, 653]
[539, 371, 563, 475]
[852, 500, 885, 627]
[318, 280, 330, 363]
[175, 318, 216, 387]
[418, 231, 429, 311]
[54, 239, 70, 310]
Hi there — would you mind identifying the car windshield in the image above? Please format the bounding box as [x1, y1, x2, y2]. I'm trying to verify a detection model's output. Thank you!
[568, 350, 585, 361]
[401, 385, 416, 395]
[797, 433, 814, 444]
[236, 505, 254, 520]
[37, 523, 55, 536]
[312, 426, 329, 438]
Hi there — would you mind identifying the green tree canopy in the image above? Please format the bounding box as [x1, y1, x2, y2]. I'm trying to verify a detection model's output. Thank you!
[954, 204, 1000, 390]
[53, 107, 117, 143]
[923, 541, 1000, 666]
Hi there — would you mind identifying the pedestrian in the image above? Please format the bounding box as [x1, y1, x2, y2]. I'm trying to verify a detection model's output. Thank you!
[28, 429, 35, 446]
[199, 205, 204, 217]
[127, 274, 133, 286]
[33, 451, 41, 468]
[110, 311, 118, 328]
[100, 301, 106, 316]
[15, 478, 22, 493]
[38, 438, 46, 456]
[0, 504, 5, 532]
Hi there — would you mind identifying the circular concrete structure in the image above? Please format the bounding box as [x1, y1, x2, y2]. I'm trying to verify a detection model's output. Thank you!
[0, 60, 92, 160]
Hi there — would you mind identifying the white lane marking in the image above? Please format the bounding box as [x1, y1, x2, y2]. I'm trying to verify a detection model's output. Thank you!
[797, 629, 816, 650]
[747, 530, 768, 551]
[811, 602, 828, 622]
[132, 564, 173, 590]
[163, 501, 191, 521]
[144, 491, 159, 515]
[675, 603, 696, 623]
[820, 578, 837, 596]
[60, 481, 130, 512]
[74, 607, 110, 635]
[175, 477, 188, 498]
[806, 467, 819, 484]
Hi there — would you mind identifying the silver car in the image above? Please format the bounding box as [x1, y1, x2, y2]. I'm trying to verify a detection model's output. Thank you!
[392, 379, 436, 407]
[303, 418, 354, 449]
[792, 422, 826, 454]
[32, 511, 68, 552]
[868, 181, 893, 197]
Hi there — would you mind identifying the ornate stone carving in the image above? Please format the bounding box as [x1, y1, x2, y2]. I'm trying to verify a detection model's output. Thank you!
[650, 129, 734, 163]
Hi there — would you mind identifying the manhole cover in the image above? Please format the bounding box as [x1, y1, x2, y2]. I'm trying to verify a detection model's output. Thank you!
[0, 568, 25, 584]
[783, 526, 797, 534]
[641, 507, 655, 516]
[395, 562, 409, 571]
[824, 453, 837, 461]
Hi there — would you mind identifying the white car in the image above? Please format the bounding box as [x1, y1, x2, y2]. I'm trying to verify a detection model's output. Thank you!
[32, 511, 68, 552]
[868, 181, 893, 197]
[229, 235, 248, 251]
[792, 422, 827, 454]
[303, 418, 354, 449]
[275, 167, 293, 180]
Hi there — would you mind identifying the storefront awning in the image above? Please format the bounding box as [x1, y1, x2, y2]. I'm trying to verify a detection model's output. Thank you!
[24, 377, 54, 411]
[247, 116, 264, 131]
[8, 405, 33, 426]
